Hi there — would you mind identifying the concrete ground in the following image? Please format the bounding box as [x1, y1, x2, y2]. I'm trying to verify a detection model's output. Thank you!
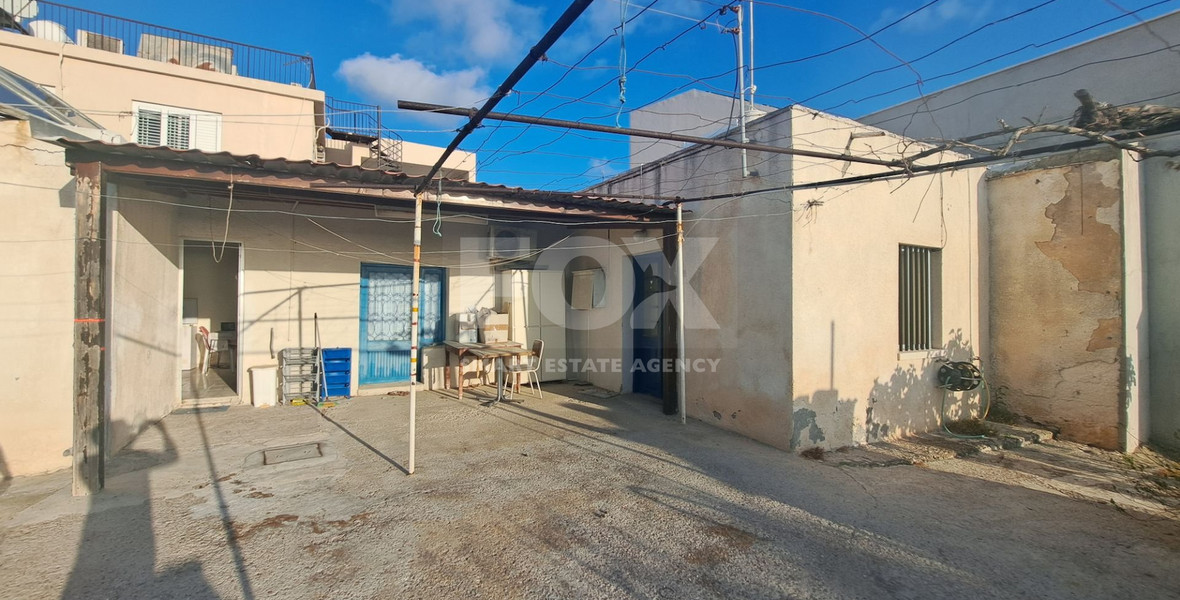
[1, 383, 1178, 600]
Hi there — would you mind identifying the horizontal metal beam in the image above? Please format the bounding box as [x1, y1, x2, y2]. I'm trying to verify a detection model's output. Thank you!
[397, 101, 903, 168]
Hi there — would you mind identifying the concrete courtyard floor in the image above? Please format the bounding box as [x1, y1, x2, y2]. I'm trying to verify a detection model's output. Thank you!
[1, 383, 1178, 600]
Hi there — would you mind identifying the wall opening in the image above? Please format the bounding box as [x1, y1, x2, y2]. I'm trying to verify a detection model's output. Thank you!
[181, 240, 240, 401]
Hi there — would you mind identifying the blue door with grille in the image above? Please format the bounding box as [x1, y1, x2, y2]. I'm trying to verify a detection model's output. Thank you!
[359, 263, 445, 385]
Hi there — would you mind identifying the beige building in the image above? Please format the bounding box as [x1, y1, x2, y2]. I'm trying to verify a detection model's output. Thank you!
[0, 3, 476, 175]
[594, 105, 987, 452]
[0, 4, 489, 478]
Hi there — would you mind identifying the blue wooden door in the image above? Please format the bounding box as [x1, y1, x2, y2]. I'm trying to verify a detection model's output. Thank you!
[359, 264, 445, 385]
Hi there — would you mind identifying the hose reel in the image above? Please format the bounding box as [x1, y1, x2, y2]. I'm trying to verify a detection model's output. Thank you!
[937, 361, 983, 392]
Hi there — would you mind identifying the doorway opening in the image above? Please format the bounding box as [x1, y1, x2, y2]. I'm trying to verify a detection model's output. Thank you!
[181, 240, 240, 403]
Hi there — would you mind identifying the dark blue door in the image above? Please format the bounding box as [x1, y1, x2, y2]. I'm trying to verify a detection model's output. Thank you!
[359, 263, 445, 385]
[632, 253, 664, 399]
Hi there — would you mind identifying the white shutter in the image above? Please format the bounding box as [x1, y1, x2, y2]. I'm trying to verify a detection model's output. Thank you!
[131, 102, 220, 150]
[190, 113, 221, 152]
[135, 109, 162, 146]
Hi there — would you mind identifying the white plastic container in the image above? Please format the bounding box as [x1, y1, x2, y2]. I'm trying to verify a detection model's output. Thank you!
[249, 366, 279, 407]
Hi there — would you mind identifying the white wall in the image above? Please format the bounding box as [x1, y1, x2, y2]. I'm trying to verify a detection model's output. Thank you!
[0, 121, 76, 476]
[860, 11, 1180, 149]
[629, 90, 776, 168]
[596, 106, 982, 451]
[109, 183, 180, 453]
[789, 110, 985, 449]
[1142, 135, 1180, 451]
[111, 181, 610, 407]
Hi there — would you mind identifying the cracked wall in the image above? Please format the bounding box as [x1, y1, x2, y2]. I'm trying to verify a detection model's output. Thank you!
[987, 157, 1124, 449]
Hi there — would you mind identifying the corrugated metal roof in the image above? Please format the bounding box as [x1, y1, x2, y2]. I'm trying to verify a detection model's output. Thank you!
[54, 139, 674, 216]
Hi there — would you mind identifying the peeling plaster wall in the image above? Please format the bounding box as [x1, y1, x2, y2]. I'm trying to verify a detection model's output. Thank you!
[0, 121, 76, 477]
[987, 156, 1126, 449]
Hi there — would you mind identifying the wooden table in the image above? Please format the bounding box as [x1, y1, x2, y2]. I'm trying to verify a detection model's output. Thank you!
[443, 341, 532, 402]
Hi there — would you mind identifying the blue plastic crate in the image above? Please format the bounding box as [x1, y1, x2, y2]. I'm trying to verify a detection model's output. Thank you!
[321, 384, 350, 399]
[324, 372, 350, 386]
[321, 347, 351, 361]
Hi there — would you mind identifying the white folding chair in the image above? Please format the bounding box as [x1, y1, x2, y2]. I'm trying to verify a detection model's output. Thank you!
[507, 339, 544, 400]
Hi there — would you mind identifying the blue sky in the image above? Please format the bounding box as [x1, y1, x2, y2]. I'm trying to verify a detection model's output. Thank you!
[57, 0, 1180, 189]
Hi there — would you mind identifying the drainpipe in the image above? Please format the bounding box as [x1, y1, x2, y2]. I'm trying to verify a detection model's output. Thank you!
[676, 203, 687, 424]
[408, 192, 423, 474]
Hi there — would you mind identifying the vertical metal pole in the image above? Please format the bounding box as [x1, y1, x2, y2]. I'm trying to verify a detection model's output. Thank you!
[734, 5, 749, 178]
[408, 192, 423, 474]
[925, 248, 932, 349]
[676, 203, 687, 424]
[747, 0, 756, 109]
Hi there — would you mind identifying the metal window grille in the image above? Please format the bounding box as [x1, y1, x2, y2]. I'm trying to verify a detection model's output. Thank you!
[166, 113, 191, 149]
[135, 109, 161, 146]
[899, 245, 936, 351]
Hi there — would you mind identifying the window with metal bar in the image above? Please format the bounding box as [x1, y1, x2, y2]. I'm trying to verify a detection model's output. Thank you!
[898, 245, 941, 351]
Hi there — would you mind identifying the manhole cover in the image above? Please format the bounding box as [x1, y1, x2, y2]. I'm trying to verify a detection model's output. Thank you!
[263, 443, 323, 465]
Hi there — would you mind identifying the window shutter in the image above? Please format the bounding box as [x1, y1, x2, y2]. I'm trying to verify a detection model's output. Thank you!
[132, 102, 220, 150]
[135, 109, 162, 146]
[191, 113, 221, 152]
[166, 113, 191, 150]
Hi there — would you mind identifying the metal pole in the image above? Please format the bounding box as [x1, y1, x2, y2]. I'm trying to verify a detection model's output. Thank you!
[676, 203, 686, 425]
[403, 0, 594, 475]
[408, 192, 423, 474]
[412, 0, 595, 195]
[733, 5, 749, 177]
[397, 101, 901, 168]
[748, 0, 756, 109]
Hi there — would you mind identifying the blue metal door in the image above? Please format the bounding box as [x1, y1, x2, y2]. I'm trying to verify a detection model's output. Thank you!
[632, 253, 664, 400]
[359, 263, 445, 385]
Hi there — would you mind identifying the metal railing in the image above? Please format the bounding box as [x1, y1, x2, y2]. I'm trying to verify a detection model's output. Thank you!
[4, 1, 316, 88]
[325, 97, 403, 170]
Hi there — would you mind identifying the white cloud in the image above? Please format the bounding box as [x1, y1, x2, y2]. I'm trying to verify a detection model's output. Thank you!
[875, 0, 993, 34]
[337, 54, 491, 123]
[589, 157, 622, 180]
[387, 0, 544, 66]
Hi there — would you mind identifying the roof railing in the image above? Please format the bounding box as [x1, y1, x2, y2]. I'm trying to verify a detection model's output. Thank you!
[2, 1, 316, 88]
[325, 97, 403, 170]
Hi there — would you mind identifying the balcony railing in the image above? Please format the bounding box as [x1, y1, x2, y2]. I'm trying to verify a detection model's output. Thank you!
[325, 97, 403, 170]
[2, 1, 316, 88]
